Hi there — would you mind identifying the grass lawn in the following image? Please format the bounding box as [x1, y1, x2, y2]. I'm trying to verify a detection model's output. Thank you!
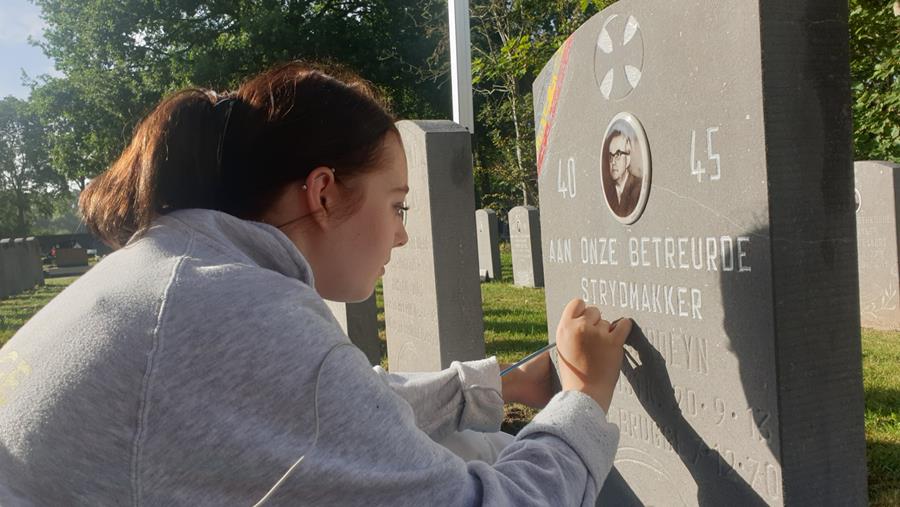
[863, 328, 900, 506]
[0, 277, 78, 346]
[1, 247, 898, 503]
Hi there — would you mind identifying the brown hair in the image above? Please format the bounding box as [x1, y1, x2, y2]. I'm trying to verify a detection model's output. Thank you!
[79, 62, 398, 248]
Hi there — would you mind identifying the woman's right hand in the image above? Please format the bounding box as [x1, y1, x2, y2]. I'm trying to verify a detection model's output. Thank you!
[555, 298, 632, 413]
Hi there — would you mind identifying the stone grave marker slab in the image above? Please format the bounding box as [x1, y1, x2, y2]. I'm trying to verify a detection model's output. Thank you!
[509, 205, 544, 288]
[532, 1, 866, 505]
[0, 240, 10, 299]
[55, 248, 89, 268]
[12, 239, 30, 294]
[854, 160, 899, 331]
[25, 238, 44, 288]
[382, 120, 485, 371]
[475, 209, 502, 281]
[325, 293, 381, 366]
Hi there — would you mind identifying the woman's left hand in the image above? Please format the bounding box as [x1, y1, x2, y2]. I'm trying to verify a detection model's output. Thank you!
[500, 350, 555, 409]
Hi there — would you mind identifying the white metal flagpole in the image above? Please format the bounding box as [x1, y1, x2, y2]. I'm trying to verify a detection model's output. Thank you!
[448, 0, 474, 134]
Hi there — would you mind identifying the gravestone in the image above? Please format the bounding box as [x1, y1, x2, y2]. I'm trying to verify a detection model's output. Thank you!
[854, 160, 900, 331]
[325, 294, 381, 366]
[532, 1, 866, 505]
[12, 239, 30, 294]
[55, 248, 89, 268]
[0, 240, 10, 300]
[475, 209, 502, 281]
[509, 205, 544, 288]
[382, 120, 485, 372]
[25, 238, 44, 288]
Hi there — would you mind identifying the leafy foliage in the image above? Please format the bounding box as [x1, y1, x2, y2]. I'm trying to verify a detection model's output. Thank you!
[849, 0, 900, 161]
[6, 0, 899, 236]
[468, 0, 613, 215]
[28, 0, 451, 189]
[0, 97, 66, 238]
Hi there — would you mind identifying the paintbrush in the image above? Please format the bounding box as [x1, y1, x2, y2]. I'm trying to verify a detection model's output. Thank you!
[500, 318, 635, 376]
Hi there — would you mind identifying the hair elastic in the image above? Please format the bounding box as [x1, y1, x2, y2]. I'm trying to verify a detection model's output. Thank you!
[213, 95, 237, 172]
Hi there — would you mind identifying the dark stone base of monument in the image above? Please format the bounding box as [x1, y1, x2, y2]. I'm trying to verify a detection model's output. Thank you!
[533, 1, 866, 505]
[854, 160, 899, 331]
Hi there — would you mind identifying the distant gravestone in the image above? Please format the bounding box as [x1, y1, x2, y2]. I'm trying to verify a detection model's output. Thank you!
[25, 237, 44, 288]
[382, 120, 485, 372]
[0, 240, 11, 300]
[475, 209, 502, 281]
[12, 239, 30, 294]
[854, 160, 899, 331]
[532, 1, 865, 505]
[55, 248, 89, 268]
[325, 294, 381, 366]
[509, 205, 544, 288]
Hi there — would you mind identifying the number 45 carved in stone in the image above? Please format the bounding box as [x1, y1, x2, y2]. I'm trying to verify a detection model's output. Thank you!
[690, 127, 721, 182]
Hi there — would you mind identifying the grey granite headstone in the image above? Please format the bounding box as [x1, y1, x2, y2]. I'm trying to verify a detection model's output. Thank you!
[12, 239, 30, 294]
[382, 120, 485, 372]
[325, 293, 381, 366]
[509, 205, 544, 288]
[55, 248, 89, 268]
[0, 239, 10, 300]
[854, 160, 899, 331]
[475, 209, 502, 281]
[25, 237, 44, 288]
[532, 1, 866, 505]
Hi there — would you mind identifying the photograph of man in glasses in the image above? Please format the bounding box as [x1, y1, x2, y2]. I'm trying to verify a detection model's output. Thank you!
[602, 128, 643, 218]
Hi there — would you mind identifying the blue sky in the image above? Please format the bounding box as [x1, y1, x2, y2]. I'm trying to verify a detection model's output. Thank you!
[0, 0, 60, 100]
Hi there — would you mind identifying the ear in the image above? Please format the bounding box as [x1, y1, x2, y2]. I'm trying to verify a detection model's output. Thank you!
[303, 166, 338, 230]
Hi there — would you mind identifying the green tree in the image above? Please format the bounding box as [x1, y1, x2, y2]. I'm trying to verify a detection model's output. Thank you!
[0, 97, 67, 237]
[29, 0, 449, 187]
[849, 0, 900, 161]
[469, 0, 612, 213]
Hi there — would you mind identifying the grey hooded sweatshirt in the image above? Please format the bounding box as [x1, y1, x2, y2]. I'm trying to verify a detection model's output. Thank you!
[0, 209, 619, 506]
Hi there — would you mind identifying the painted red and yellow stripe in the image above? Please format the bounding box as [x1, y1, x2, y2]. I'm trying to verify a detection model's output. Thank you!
[535, 36, 574, 178]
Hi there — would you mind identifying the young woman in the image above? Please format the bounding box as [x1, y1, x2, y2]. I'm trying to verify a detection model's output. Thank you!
[0, 62, 631, 505]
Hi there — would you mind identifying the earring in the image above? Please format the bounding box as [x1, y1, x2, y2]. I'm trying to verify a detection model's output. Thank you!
[301, 168, 333, 191]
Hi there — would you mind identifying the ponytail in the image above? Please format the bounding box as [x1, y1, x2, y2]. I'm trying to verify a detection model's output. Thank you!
[80, 62, 397, 248]
[79, 90, 223, 248]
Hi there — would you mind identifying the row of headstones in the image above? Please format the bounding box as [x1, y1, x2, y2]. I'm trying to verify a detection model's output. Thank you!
[475, 207, 544, 287]
[0, 238, 45, 300]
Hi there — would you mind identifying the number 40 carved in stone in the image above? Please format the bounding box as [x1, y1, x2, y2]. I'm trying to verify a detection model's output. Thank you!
[557, 157, 577, 198]
[690, 127, 722, 182]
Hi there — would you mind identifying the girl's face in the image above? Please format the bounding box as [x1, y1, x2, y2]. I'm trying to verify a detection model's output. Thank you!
[319, 133, 409, 302]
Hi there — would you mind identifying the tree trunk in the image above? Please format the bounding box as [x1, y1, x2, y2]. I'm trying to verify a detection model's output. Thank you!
[15, 189, 27, 237]
[508, 82, 528, 206]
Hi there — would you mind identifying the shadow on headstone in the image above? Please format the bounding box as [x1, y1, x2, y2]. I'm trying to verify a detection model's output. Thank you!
[607, 322, 766, 506]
